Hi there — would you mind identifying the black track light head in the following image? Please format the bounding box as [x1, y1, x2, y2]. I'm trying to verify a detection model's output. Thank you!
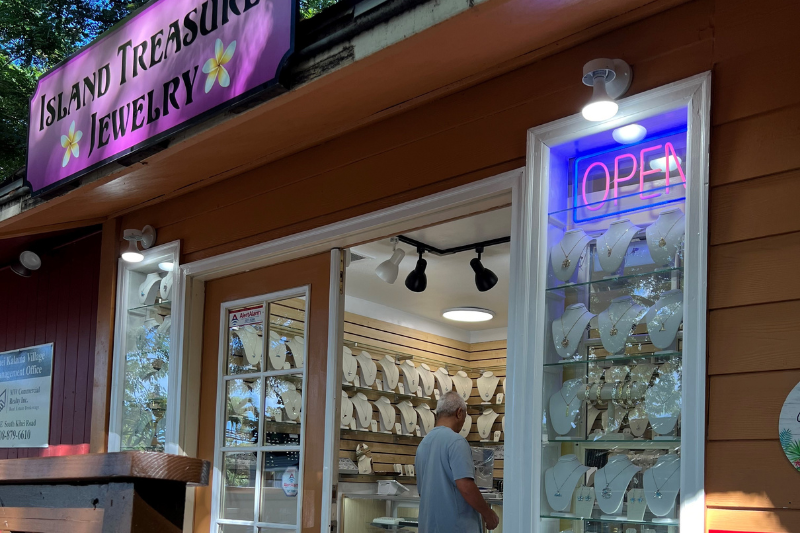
[470, 250, 498, 292]
[405, 250, 428, 292]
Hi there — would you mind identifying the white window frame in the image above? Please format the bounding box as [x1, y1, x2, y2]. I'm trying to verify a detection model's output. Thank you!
[503, 72, 711, 533]
[108, 239, 182, 454]
[210, 287, 311, 533]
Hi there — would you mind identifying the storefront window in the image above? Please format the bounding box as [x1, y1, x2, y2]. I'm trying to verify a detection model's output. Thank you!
[215, 294, 308, 533]
[539, 108, 688, 530]
[110, 242, 179, 453]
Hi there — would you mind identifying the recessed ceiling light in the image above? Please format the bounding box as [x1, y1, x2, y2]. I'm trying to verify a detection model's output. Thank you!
[442, 307, 495, 322]
[612, 124, 647, 144]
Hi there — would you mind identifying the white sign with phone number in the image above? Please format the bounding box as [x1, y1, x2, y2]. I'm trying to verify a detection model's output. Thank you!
[0, 343, 53, 448]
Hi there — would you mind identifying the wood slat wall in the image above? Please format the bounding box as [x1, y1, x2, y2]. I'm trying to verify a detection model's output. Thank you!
[340, 313, 506, 483]
[0, 232, 101, 459]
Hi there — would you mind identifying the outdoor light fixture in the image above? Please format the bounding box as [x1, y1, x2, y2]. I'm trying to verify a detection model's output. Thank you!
[122, 225, 157, 263]
[442, 307, 495, 322]
[404, 249, 428, 293]
[581, 58, 631, 122]
[470, 247, 498, 292]
[158, 261, 174, 272]
[375, 237, 406, 284]
[10, 251, 42, 277]
[613, 123, 647, 144]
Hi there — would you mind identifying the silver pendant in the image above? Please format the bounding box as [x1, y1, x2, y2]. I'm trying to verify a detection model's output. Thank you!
[659, 237, 667, 248]
[655, 490, 663, 499]
[602, 487, 612, 499]
[555, 490, 561, 497]
[610, 326, 618, 336]
[577, 495, 583, 501]
[562, 258, 570, 269]
[561, 338, 569, 348]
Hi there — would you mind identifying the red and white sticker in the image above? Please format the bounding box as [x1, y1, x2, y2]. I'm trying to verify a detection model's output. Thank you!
[229, 306, 263, 328]
[282, 467, 299, 497]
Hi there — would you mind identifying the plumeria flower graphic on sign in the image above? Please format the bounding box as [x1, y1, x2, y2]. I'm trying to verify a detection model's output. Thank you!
[60, 121, 82, 167]
[203, 39, 237, 93]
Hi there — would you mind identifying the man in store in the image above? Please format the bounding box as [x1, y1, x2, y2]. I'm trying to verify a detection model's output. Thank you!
[415, 390, 500, 531]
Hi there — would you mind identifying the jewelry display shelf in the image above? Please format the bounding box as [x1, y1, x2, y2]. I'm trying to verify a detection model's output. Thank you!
[543, 438, 681, 450]
[127, 299, 172, 317]
[547, 182, 686, 218]
[540, 514, 679, 527]
[342, 385, 437, 407]
[339, 473, 418, 483]
[546, 266, 683, 293]
[341, 429, 423, 445]
[225, 370, 304, 383]
[544, 350, 681, 368]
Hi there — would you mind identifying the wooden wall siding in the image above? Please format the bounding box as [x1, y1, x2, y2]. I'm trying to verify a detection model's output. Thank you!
[339, 314, 506, 483]
[102, 0, 800, 529]
[0, 232, 101, 459]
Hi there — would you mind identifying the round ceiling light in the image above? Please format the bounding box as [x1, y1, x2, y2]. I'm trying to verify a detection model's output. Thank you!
[612, 124, 647, 144]
[442, 307, 495, 322]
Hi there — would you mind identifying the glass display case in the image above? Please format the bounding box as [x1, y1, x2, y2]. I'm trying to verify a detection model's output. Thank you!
[109, 241, 180, 453]
[538, 108, 691, 532]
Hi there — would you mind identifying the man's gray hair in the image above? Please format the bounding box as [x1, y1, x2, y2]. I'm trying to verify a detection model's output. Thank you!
[436, 390, 467, 417]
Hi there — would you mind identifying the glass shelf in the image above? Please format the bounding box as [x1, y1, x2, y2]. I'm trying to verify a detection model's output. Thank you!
[546, 183, 686, 217]
[127, 300, 172, 314]
[541, 514, 679, 527]
[543, 438, 681, 450]
[544, 351, 681, 368]
[547, 267, 683, 293]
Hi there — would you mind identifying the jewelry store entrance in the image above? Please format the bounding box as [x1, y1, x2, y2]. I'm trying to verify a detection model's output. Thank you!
[195, 253, 334, 533]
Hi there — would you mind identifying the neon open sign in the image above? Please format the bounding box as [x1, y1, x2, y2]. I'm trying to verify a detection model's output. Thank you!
[572, 131, 687, 223]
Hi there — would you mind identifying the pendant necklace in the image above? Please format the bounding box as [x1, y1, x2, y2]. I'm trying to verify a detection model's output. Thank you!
[559, 384, 578, 417]
[551, 463, 584, 497]
[603, 226, 634, 257]
[652, 307, 672, 332]
[654, 216, 682, 248]
[559, 310, 590, 348]
[559, 235, 585, 270]
[599, 463, 636, 499]
[648, 463, 679, 498]
[608, 302, 637, 337]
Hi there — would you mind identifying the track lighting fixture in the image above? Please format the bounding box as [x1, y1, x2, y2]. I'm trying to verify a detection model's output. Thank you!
[375, 237, 406, 284]
[122, 225, 157, 263]
[470, 247, 498, 292]
[11, 251, 42, 277]
[581, 58, 631, 122]
[404, 249, 428, 293]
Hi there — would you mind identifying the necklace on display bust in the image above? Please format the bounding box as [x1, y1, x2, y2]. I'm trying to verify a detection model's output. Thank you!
[396, 401, 417, 434]
[434, 368, 453, 395]
[351, 393, 373, 429]
[415, 404, 435, 435]
[648, 464, 679, 499]
[551, 464, 584, 498]
[596, 220, 641, 273]
[287, 336, 305, 368]
[598, 296, 646, 354]
[355, 351, 377, 387]
[459, 414, 472, 438]
[551, 230, 591, 282]
[477, 409, 499, 440]
[418, 364, 435, 396]
[399, 360, 419, 394]
[378, 355, 400, 391]
[342, 346, 357, 383]
[553, 303, 595, 356]
[373, 396, 396, 433]
[268, 331, 287, 370]
[341, 391, 354, 427]
[452, 371, 473, 401]
[599, 463, 637, 499]
[477, 372, 500, 403]
[644, 290, 683, 350]
[646, 208, 686, 265]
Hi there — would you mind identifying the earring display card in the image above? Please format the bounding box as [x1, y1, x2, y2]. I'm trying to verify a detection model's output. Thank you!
[539, 109, 690, 531]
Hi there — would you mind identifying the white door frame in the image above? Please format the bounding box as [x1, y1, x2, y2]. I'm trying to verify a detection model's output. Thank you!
[171, 169, 520, 532]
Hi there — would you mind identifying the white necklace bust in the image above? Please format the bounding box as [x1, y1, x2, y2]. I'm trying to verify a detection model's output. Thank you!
[459, 414, 472, 438]
[595, 455, 641, 514]
[544, 454, 590, 512]
[399, 360, 419, 394]
[452, 371, 473, 401]
[280, 383, 302, 422]
[351, 392, 373, 430]
[549, 378, 584, 436]
[268, 331, 287, 370]
[477, 409, 499, 441]
[644, 453, 681, 516]
[552, 303, 595, 358]
[596, 219, 640, 273]
[551, 229, 591, 282]
[477, 372, 499, 404]
[646, 208, 685, 265]
[418, 363, 435, 396]
[396, 400, 417, 435]
[373, 396, 396, 433]
[378, 355, 400, 391]
[598, 296, 647, 354]
[287, 336, 305, 368]
[415, 404, 435, 436]
[340, 391, 354, 428]
[645, 290, 683, 349]
[342, 346, 357, 384]
[434, 368, 453, 395]
[645, 366, 681, 436]
[355, 351, 377, 387]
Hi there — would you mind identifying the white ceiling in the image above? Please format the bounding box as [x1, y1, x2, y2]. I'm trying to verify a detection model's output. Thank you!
[346, 207, 512, 339]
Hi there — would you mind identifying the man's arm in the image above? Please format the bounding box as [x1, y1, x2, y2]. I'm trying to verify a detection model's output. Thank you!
[455, 478, 500, 530]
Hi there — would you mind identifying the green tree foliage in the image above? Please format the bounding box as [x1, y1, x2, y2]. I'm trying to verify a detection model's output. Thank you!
[299, 0, 340, 19]
[0, 0, 148, 182]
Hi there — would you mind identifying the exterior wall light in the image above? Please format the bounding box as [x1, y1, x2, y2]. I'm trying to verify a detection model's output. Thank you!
[581, 58, 631, 121]
[11, 251, 42, 277]
[122, 225, 157, 263]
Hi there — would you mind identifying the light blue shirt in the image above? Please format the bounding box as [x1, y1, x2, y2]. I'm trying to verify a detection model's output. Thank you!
[415, 426, 481, 533]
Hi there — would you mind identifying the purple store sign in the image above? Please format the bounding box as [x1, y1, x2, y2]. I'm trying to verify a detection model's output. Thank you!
[26, 0, 294, 195]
